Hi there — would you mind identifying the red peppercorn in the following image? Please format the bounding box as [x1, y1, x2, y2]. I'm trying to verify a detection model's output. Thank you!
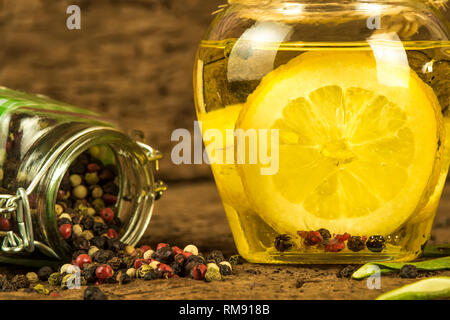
[156, 243, 169, 251]
[304, 231, 323, 246]
[335, 233, 351, 242]
[157, 263, 174, 278]
[362, 236, 368, 242]
[0, 217, 11, 231]
[191, 264, 207, 280]
[325, 238, 346, 252]
[87, 163, 101, 172]
[172, 246, 183, 255]
[107, 228, 118, 239]
[134, 258, 150, 269]
[95, 264, 113, 280]
[100, 208, 114, 222]
[57, 190, 66, 201]
[59, 224, 72, 240]
[102, 194, 117, 206]
[75, 254, 92, 269]
[140, 245, 152, 253]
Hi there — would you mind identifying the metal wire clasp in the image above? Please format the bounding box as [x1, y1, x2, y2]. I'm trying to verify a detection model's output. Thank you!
[136, 141, 167, 200]
[0, 187, 34, 253]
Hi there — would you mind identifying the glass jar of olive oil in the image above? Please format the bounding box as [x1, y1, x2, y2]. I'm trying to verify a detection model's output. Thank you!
[0, 87, 165, 265]
[194, 0, 449, 264]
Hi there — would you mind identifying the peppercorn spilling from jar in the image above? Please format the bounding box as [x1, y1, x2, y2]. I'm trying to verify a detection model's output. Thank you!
[55, 147, 121, 250]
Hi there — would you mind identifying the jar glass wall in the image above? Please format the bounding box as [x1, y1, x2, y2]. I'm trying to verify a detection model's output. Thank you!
[194, 0, 450, 263]
[0, 87, 162, 265]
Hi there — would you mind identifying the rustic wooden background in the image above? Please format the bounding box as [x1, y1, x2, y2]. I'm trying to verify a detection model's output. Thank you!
[0, 0, 448, 300]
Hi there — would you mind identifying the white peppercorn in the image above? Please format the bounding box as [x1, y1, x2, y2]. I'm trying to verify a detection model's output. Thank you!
[183, 244, 199, 255]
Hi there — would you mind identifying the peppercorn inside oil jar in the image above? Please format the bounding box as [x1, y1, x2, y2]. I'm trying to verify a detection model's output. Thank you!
[0, 86, 166, 265]
[194, 0, 449, 264]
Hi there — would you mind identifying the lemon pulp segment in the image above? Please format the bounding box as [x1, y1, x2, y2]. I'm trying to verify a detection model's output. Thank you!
[236, 51, 441, 236]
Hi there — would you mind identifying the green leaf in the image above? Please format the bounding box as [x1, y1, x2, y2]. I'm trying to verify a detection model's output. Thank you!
[352, 256, 450, 280]
[422, 244, 450, 257]
[376, 277, 450, 300]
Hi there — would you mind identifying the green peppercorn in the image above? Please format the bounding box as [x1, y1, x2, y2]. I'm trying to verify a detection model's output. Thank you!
[229, 255, 244, 265]
[85, 172, 99, 185]
[48, 272, 63, 286]
[73, 185, 88, 199]
[25, 272, 39, 284]
[72, 224, 83, 237]
[89, 146, 101, 159]
[138, 264, 152, 278]
[34, 284, 50, 295]
[274, 234, 294, 252]
[92, 198, 105, 212]
[366, 235, 386, 252]
[205, 266, 222, 282]
[69, 174, 82, 187]
[347, 236, 366, 252]
[91, 185, 103, 199]
[55, 204, 64, 216]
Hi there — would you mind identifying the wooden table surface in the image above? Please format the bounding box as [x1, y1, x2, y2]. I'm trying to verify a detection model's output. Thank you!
[0, 179, 448, 300]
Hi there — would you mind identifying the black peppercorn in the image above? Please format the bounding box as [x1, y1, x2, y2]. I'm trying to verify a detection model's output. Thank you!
[107, 257, 122, 270]
[317, 228, 332, 242]
[93, 222, 108, 236]
[83, 286, 107, 300]
[92, 249, 114, 264]
[70, 161, 86, 175]
[81, 215, 94, 230]
[170, 262, 184, 276]
[274, 234, 294, 252]
[83, 264, 99, 284]
[72, 237, 90, 251]
[337, 265, 357, 278]
[174, 253, 187, 266]
[37, 266, 53, 281]
[0, 280, 16, 292]
[152, 246, 175, 264]
[103, 181, 119, 194]
[347, 236, 366, 252]
[399, 264, 418, 278]
[143, 270, 159, 281]
[366, 235, 386, 252]
[11, 275, 30, 289]
[219, 264, 232, 276]
[57, 218, 72, 227]
[106, 238, 124, 252]
[90, 236, 107, 249]
[206, 250, 225, 264]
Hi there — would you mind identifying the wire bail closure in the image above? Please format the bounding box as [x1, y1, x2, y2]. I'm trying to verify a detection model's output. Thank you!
[1, 187, 34, 253]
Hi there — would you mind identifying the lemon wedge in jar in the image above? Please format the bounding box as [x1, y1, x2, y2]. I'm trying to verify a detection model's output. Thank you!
[197, 104, 249, 209]
[236, 51, 442, 236]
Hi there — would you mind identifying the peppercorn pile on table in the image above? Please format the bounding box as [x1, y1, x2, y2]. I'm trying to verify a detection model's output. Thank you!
[0, 180, 448, 300]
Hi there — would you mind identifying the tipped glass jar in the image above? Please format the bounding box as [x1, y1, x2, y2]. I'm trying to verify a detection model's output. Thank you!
[0, 87, 165, 266]
[194, 0, 449, 264]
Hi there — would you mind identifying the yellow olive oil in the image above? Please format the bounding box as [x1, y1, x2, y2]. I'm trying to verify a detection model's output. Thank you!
[195, 40, 450, 264]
